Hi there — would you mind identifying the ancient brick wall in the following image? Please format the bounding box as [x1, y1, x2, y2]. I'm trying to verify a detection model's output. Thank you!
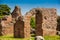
[23, 12, 32, 38]
[0, 15, 13, 36]
[11, 6, 22, 20]
[0, 7, 57, 37]
[12, 6, 24, 38]
[35, 9, 43, 36]
[13, 6, 32, 38]
[42, 8, 57, 36]
[14, 15, 31, 38]
[0, 6, 57, 38]
[14, 12, 31, 38]
[35, 8, 57, 36]
[14, 16, 24, 38]
[27, 8, 57, 36]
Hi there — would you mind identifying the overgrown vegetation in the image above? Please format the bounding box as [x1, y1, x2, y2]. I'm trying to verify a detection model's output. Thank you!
[0, 4, 11, 16]
[30, 16, 35, 29]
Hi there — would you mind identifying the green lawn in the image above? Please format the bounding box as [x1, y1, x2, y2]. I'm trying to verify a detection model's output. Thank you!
[44, 35, 60, 40]
[0, 35, 60, 40]
[0, 35, 34, 40]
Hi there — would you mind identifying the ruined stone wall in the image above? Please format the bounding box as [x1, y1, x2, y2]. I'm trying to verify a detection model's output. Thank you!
[26, 8, 57, 36]
[42, 8, 57, 36]
[0, 15, 13, 36]
[14, 16, 24, 38]
[23, 12, 32, 38]
[0, 7, 57, 37]
[35, 9, 43, 36]
[12, 6, 24, 38]
[0, 6, 57, 38]
[13, 6, 32, 38]
[14, 12, 31, 38]
[35, 8, 57, 36]
[11, 6, 22, 20]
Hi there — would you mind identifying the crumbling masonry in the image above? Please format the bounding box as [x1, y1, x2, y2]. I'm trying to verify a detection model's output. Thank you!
[0, 15, 13, 36]
[0, 6, 57, 38]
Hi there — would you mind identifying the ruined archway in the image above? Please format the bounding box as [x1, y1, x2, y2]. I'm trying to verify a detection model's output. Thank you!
[25, 8, 57, 36]
[25, 8, 43, 36]
[13, 6, 57, 38]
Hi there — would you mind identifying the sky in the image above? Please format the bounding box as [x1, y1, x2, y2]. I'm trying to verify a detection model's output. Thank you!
[0, 0, 60, 15]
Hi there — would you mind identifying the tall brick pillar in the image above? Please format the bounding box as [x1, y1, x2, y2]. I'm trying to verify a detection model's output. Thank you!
[24, 13, 31, 38]
[35, 9, 43, 36]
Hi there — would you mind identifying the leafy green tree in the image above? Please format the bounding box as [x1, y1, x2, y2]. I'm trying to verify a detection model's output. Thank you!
[0, 4, 11, 16]
[30, 17, 35, 29]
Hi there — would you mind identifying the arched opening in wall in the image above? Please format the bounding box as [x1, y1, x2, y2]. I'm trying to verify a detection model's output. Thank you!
[30, 9, 43, 37]
[30, 15, 36, 37]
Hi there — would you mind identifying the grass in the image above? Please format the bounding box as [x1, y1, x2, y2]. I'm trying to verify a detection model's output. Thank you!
[0, 35, 60, 40]
[0, 35, 34, 40]
[44, 35, 60, 40]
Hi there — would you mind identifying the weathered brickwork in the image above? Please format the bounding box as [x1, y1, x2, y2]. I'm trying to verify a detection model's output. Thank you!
[11, 6, 21, 19]
[27, 8, 57, 36]
[35, 9, 43, 36]
[0, 6, 58, 38]
[24, 13, 32, 38]
[35, 8, 57, 36]
[12, 6, 23, 38]
[42, 9, 57, 36]
[13, 6, 31, 38]
[14, 16, 24, 38]
[0, 15, 13, 36]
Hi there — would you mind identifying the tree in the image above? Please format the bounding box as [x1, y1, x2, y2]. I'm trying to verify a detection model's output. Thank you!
[30, 17, 35, 29]
[0, 4, 11, 16]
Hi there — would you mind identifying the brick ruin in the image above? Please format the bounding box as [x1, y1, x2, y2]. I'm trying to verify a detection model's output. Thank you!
[35, 8, 57, 36]
[0, 6, 58, 38]
[26, 8, 57, 36]
[12, 6, 31, 38]
[0, 15, 13, 36]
